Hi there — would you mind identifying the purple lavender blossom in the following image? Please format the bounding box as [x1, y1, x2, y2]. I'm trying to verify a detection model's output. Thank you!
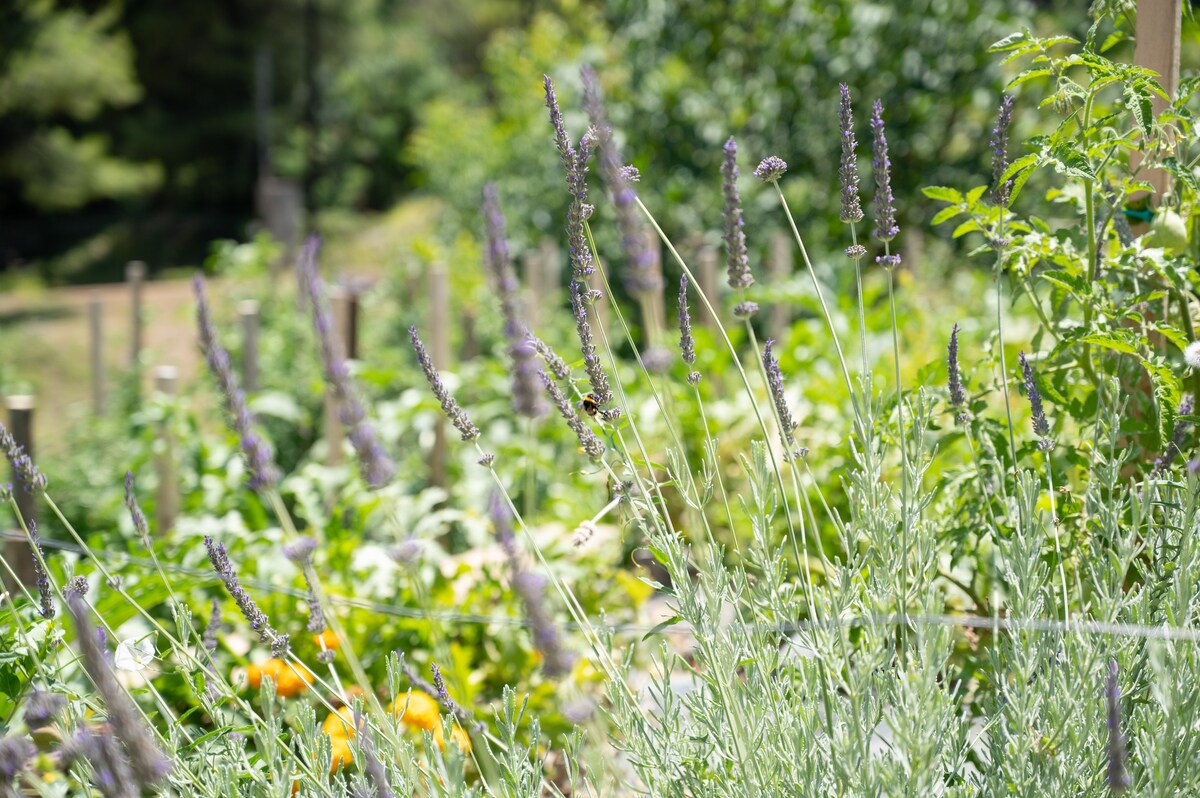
[678, 275, 700, 385]
[722, 137, 753, 290]
[948, 323, 967, 422]
[544, 76, 597, 282]
[22, 690, 65, 728]
[763, 340, 805, 461]
[283, 536, 328, 648]
[1018, 351, 1053, 451]
[845, 244, 867, 261]
[193, 275, 280, 490]
[490, 492, 571, 677]
[28, 521, 54, 620]
[60, 727, 136, 798]
[733, 301, 759, 320]
[539, 370, 605, 461]
[619, 165, 641, 182]
[0, 735, 34, 786]
[62, 575, 89, 601]
[838, 85, 864, 224]
[298, 238, 396, 488]
[569, 281, 613, 407]
[123, 472, 150, 544]
[531, 334, 571, 381]
[483, 183, 547, 419]
[875, 253, 902, 270]
[580, 66, 662, 296]
[0, 421, 47, 493]
[754, 156, 788, 183]
[991, 94, 1016, 207]
[1106, 659, 1130, 792]
[870, 99, 899, 243]
[204, 536, 289, 657]
[202, 598, 221, 655]
[66, 596, 172, 789]
[409, 326, 480, 441]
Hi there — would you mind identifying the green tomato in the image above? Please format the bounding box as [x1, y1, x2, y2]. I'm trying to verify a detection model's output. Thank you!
[1143, 209, 1190, 252]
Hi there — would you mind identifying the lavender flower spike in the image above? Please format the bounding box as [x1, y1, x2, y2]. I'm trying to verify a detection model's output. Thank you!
[204, 536, 289, 657]
[870, 99, 899, 243]
[580, 65, 661, 296]
[283, 536, 331, 660]
[678, 275, 700, 385]
[569, 281, 613, 406]
[409, 326, 480, 441]
[531, 334, 571, 381]
[544, 75, 597, 282]
[123, 472, 151, 545]
[490, 492, 571, 677]
[754, 156, 788, 183]
[1106, 659, 1130, 792]
[0, 735, 35, 787]
[838, 84, 864, 224]
[762, 340, 806, 461]
[948, 323, 966, 421]
[539, 370, 605, 461]
[193, 275, 280, 490]
[721, 137, 753, 290]
[0, 421, 47, 493]
[1018, 351, 1053, 451]
[202, 598, 221, 655]
[991, 94, 1016, 207]
[483, 183, 546, 419]
[298, 237, 396, 488]
[66, 595, 172, 789]
[28, 521, 54, 620]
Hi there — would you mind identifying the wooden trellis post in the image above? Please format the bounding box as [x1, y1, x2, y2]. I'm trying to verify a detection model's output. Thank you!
[238, 300, 260, 393]
[5, 395, 37, 588]
[695, 242, 720, 329]
[126, 261, 146, 369]
[769, 230, 793, 343]
[1131, 0, 1182, 201]
[154, 367, 180, 533]
[89, 292, 105, 414]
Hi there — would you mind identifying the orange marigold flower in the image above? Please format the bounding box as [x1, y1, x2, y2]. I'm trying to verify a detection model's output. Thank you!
[245, 658, 285, 689]
[329, 735, 354, 772]
[322, 706, 357, 740]
[274, 663, 314, 698]
[313, 629, 340, 652]
[388, 690, 440, 731]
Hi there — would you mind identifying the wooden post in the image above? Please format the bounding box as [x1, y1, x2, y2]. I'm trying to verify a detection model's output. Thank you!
[153, 367, 180, 533]
[88, 292, 105, 414]
[769, 230, 792, 342]
[695, 242, 720, 329]
[126, 261, 146, 369]
[5, 396, 37, 588]
[429, 266, 450, 489]
[1131, 0, 1182, 201]
[521, 249, 543, 333]
[324, 286, 351, 467]
[238, 300, 260, 393]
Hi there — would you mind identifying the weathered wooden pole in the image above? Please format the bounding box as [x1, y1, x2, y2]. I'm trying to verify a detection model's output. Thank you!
[429, 266, 450, 489]
[324, 285, 352, 466]
[695, 242, 720, 329]
[768, 230, 792, 343]
[1131, 0, 1182, 201]
[153, 367, 180, 533]
[126, 261, 146, 368]
[88, 292, 105, 414]
[5, 396, 37, 587]
[238, 300, 260, 393]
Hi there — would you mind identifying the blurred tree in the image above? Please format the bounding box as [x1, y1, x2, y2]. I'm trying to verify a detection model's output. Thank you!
[0, 1, 160, 214]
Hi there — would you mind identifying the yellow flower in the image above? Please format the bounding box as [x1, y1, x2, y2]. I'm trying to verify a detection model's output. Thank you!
[329, 735, 354, 772]
[312, 629, 339, 652]
[322, 706, 357, 740]
[274, 663, 314, 698]
[389, 690, 440, 731]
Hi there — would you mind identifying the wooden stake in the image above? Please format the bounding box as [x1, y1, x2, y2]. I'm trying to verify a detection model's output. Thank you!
[5, 395, 37, 588]
[238, 300, 260, 393]
[695, 242, 720, 329]
[1131, 0, 1182, 201]
[153, 367, 180, 533]
[88, 292, 105, 415]
[768, 230, 792, 343]
[126, 261, 146, 369]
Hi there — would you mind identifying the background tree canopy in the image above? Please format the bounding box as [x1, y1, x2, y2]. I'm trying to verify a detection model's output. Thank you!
[0, 0, 1106, 284]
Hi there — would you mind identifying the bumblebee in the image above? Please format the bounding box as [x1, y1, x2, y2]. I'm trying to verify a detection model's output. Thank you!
[581, 394, 600, 417]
